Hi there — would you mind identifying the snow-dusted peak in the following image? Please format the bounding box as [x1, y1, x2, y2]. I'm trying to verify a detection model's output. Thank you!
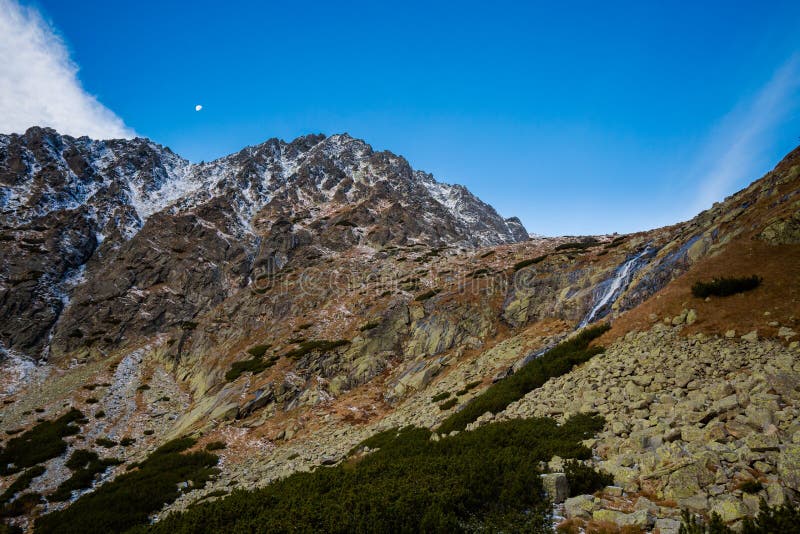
[0, 128, 529, 246]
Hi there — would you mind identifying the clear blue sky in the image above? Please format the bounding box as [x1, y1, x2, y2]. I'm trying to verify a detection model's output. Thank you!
[28, 0, 800, 235]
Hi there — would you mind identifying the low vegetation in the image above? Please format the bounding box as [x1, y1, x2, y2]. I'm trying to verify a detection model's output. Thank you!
[555, 238, 599, 252]
[603, 236, 627, 249]
[284, 340, 350, 360]
[431, 391, 451, 403]
[438, 398, 458, 410]
[225, 354, 279, 381]
[48, 449, 120, 502]
[563, 459, 613, 496]
[95, 438, 117, 448]
[146, 416, 607, 533]
[34, 438, 219, 534]
[0, 492, 42, 518]
[691, 275, 761, 298]
[0, 409, 83, 475]
[438, 324, 610, 434]
[245, 344, 272, 358]
[0, 465, 45, 504]
[415, 289, 440, 301]
[359, 320, 380, 331]
[456, 380, 482, 396]
[680, 500, 800, 533]
[513, 255, 547, 272]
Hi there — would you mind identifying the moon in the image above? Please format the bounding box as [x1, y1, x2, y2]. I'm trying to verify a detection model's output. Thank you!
[195, 104, 203, 112]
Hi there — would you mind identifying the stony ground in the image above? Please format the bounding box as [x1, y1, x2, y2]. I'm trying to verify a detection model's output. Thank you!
[496, 315, 800, 532]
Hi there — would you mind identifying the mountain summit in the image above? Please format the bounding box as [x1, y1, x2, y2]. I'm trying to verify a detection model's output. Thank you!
[0, 127, 527, 358]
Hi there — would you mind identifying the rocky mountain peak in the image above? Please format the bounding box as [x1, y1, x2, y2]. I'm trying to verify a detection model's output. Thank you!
[0, 128, 529, 359]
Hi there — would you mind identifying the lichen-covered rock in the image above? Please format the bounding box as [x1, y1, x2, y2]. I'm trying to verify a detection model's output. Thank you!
[540, 472, 569, 503]
[563, 494, 595, 519]
[710, 495, 749, 523]
[778, 444, 800, 491]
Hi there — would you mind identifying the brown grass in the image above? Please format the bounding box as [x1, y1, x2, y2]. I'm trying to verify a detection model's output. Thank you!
[599, 240, 800, 345]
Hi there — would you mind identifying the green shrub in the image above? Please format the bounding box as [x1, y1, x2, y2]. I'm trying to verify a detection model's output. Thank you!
[563, 460, 613, 496]
[691, 275, 761, 298]
[48, 450, 120, 502]
[85, 397, 99, 404]
[246, 344, 272, 358]
[438, 398, 458, 410]
[604, 236, 626, 249]
[120, 437, 136, 447]
[34, 438, 219, 534]
[469, 268, 490, 278]
[431, 391, 451, 403]
[681, 500, 800, 533]
[414, 289, 440, 301]
[0, 409, 83, 475]
[95, 438, 117, 448]
[438, 324, 610, 434]
[143, 430, 154, 436]
[479, 250, 495, 258]
[205, 441, 226, 451]
[0, 492, 42, 518]
[555, 239, 598, 252]
[456, 380, 482, 396]
[136, 384, 150, 391]
[0, 522, 22, 534]
[284, 340, 349, 360]
[94, 410, 105, 419]
[0, 465, 45, 504]
[741, 500, 800, 533]
[225, 354, 279, 381]
[145, 416, 603, 534]
[359, 321, 380, 331]
[513, 255, 547, 271]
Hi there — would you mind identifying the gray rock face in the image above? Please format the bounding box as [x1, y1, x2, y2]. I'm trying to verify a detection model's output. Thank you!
[0, 128, 528, 360]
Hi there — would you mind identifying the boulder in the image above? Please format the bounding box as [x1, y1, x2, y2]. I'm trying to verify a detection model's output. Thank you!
[541, 473, 569, 503]
[563, 494, 595, 519]
[745, 433, 780, 452]
[710, 495, 748, 523]
[654, 517, 681, 534]
[778, 444, 800, 491]
[592, 509, 649, 527]
[741, 330, 759, 342]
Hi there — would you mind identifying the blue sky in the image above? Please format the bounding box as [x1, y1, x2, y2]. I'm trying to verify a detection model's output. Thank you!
[6, 1, 800, 235]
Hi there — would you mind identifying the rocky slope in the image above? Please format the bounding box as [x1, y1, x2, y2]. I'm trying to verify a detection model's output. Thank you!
[0, 127, 527, 360]
[0, 130, 799, 532]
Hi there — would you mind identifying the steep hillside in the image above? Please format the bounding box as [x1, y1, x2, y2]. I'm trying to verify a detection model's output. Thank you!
[0, 127, 527, 360]
[0, 132, 798, 532]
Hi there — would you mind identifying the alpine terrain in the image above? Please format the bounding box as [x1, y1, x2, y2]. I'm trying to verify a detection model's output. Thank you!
[1, 126, 800, 533]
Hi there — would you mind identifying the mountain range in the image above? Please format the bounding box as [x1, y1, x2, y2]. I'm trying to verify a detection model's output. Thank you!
[1, 128, 799, 533]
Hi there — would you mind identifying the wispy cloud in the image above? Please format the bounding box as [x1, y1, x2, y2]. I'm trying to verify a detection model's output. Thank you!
[0, 0, 135, 139]
[690, 54, 800, 213]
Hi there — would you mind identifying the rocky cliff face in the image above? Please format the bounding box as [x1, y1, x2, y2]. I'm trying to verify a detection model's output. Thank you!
[1, 129, 799, 532]
[0, 127, 528, 360]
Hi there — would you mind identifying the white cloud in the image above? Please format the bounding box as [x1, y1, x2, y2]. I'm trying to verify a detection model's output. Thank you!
[195, 104, 203, 111]
[0, 0, 135, 139]
[690, 54, 800, 213]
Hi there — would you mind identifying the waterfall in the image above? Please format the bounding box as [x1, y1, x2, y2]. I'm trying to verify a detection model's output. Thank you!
[498, 246, 656, 380]
[579, 247, 654, 328]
